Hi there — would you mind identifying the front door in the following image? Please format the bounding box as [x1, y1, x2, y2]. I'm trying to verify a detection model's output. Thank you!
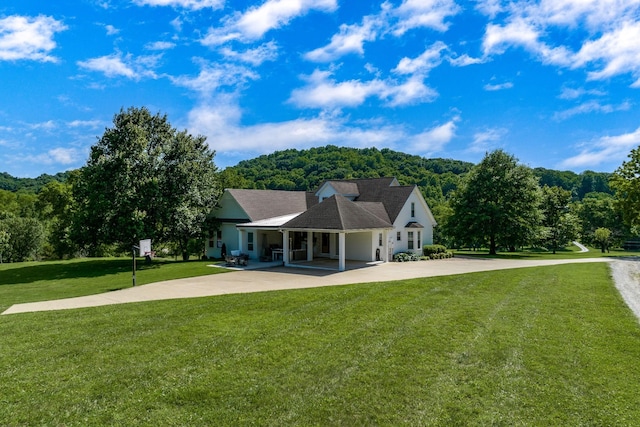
[321, 233, 330, 254]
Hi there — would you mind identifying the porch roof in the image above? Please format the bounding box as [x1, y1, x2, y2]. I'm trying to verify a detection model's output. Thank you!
[282, 194, 393, 231]
[237, 212, 303, 228]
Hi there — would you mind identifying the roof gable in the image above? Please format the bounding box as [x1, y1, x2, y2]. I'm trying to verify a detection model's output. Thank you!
[283, 194, 392, 230]
[225, 189, 314, 221]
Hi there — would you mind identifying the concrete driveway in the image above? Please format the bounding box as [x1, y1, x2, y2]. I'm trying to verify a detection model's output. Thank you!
[2, 257, 611, 315]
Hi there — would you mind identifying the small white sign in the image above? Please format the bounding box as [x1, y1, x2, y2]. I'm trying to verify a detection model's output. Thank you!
[139, 239, 152, 257]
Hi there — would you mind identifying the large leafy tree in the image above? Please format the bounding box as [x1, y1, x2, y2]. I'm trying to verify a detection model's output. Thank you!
[0, 214, 45, 262]
[73, 107, 219, 259]
[540, 185, 579, 254]
[611, 146, 640, 232]
[448, 150, 541, 254]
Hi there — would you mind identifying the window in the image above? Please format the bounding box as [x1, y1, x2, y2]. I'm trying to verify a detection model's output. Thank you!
[408, 231, 414, 250]
[397, 231, 401, 241]
[379, 233, 383, 246]
[411, 202, 415, 218]
[418, 231, 421, 249]
[208, 230, 214, 248]
[248, 232, 254, 251]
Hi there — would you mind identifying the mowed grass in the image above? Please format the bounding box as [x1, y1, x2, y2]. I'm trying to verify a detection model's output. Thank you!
[1, 263, 640, 425]
[0, 258, 226, 312]
[454, 244, 640, 260]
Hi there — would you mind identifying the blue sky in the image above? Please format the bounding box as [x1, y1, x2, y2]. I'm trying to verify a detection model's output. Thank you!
[1, 0, 639, 177]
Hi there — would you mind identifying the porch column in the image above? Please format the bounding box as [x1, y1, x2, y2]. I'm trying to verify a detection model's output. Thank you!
[338, 232, 346, 272]
[238, 229, 244, 253]
[306, 231, 313, 261]
[382, 230, 388, 262]
[283, 230, 290, 266]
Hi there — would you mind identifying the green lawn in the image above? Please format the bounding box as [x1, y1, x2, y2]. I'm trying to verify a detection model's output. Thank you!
[0, 258, 227, 312]
[453, 243, 640, 260]
[1, 263, 639, 425]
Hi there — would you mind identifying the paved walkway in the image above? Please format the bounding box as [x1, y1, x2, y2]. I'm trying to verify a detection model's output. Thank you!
[2, 257, 612, 315]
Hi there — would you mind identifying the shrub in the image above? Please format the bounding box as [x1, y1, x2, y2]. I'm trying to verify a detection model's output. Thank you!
[423, 244, 447, 257]
[393, 252, 420, 262]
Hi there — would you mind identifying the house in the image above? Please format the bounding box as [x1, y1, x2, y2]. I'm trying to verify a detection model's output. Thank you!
[206, 177, 437, 271]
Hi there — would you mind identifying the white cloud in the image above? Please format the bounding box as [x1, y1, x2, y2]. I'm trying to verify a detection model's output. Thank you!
[475, 0, 504, 18]
[48, 147, 80, 165]
[288, 69, 437, 109]
[146, 41, 176, 51]
[448, 53, 486, 67]
[11, 147, 83, 167]
[572, 21, 640, 85]
[77, 52, 161, 79]
[67, 120, 103, 129]
[561, 127, 640, 169]
[406, 119, 458, 155]
[170, 60, 258, 97]
[480, 0, 640, 84]
[483, 18, 540, 56]
[133, 0, 224, 10]
[30, 120, 57, 131]
[468, 127, 506, 152]
[394, 42, 447, 75]
[304, 16, 380, 62]
[104, 24, 119, 35]
[483, 81, 513, 91]
[219, 41, 279, 66]
[392, 0, 461, 35]
[385, 76, 438, 107]
[201, 0, 337, 45]
[553, 100, 631, 121]
[0, 15, 67, 62]
[289, 70, 387, 108]
[185, 98, 454, 160]
[558, 86, 606, 99]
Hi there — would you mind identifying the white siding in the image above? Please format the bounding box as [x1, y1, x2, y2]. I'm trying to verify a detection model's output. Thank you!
[345, 232, 373, 261]
[392, 187, 436, 255]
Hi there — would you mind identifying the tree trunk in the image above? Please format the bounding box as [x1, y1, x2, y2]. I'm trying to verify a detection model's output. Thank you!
[489, 235, 497, 255]
[182, 251, 189, 261]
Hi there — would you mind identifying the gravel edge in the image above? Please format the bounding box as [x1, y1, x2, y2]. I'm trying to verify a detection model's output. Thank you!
[609, 258, 640, 321]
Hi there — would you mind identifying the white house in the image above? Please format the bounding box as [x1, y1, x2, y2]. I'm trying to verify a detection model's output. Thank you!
[206, 177, 437, 271]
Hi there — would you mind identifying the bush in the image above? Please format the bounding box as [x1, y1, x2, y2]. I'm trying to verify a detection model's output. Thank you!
[423, 244, 447, 257]
[393, 252, 420, 262]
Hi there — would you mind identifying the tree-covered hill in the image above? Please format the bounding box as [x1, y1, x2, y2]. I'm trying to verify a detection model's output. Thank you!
[0, 171, 71, 193]
[220, 145, 611, 207]
[1, 145, 612, 204]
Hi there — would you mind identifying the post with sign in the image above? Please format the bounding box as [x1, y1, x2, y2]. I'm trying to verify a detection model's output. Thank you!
[132, 239, 152, 287]
[131, 245, 139, 287]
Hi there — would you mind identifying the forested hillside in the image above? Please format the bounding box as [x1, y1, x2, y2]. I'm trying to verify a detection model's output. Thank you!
[0, 171, 71, 193]
[220, 146, 612, 208]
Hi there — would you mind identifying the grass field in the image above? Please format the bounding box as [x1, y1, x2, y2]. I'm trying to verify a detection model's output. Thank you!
[453, 243, 640, 260]
[1, 262, 639, 425]
[0, 258, 226, 312]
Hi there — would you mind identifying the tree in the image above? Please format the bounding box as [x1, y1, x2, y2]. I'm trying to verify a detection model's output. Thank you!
[573, 192, 625, 246]
[611, 146, 640, 231]
[540, 185, 578, 253]
[448, 150, 541, 254]
[0, 215, 45, 262]
[0, 229, 8, 263]
[36, 180, 77, 259]
[73, 107, 219, 258]
[159, 130, 219, 260]
[594, 227, 611, 253]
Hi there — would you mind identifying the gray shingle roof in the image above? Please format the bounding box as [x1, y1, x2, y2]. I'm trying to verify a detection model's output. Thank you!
[318, 178, 414, 223]
[283, 194, 393, 230]
[226, 189, 316, 221]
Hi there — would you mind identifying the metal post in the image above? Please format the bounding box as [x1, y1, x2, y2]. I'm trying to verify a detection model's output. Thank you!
[132, 245, 139, 287]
